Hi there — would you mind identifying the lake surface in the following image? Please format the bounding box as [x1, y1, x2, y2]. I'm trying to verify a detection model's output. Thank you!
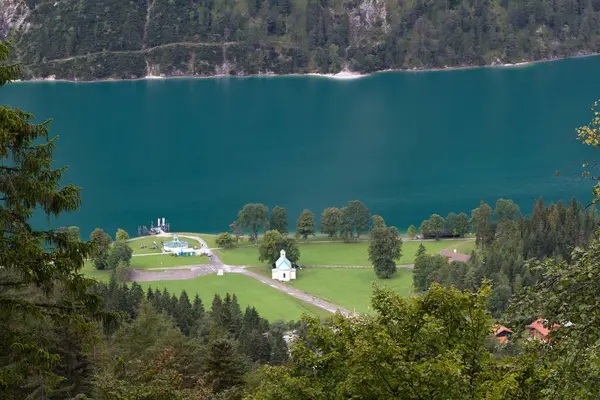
[2, 57, 599, 237]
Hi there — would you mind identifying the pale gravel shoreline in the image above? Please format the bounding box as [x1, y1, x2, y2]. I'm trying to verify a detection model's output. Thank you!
[12, 53, 599, 84]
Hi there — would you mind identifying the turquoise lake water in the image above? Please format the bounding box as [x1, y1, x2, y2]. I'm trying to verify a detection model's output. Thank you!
[1, 57, 599, 237]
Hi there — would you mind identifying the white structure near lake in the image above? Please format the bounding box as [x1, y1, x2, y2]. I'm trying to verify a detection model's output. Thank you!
[163, 234, 199, 255]
[271, 249, 296, 282]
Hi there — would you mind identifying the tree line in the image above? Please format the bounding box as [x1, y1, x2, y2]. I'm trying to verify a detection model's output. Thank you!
[217, 200, 373, 248]
[413, 197, 598, 315]
[217, 201, 403, 279]
[6, 0, 600, 80]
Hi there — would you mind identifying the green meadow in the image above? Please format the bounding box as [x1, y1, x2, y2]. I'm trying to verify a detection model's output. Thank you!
[217, 239, 474, 266]
[137, 274, 331, 321]
[248, 266, 414, 314]
[129, 234, 203, 255]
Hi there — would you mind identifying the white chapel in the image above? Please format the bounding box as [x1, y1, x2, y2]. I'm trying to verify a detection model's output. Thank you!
[271, 249, 296, 282]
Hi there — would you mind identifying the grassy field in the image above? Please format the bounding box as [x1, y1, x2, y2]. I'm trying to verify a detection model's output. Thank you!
[81, 261, 330, 321]
[289, 268, 414, 314]
[129, 235, 203, 255]
[81, 253, 207, 281]
[82, 261, 111, 282]
[137, 274, 331, 321]
[217, 239, 474, 266]
[246, 266, 414, 314]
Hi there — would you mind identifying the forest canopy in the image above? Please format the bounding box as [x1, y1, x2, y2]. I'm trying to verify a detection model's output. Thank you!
[2, 0, 600, 80]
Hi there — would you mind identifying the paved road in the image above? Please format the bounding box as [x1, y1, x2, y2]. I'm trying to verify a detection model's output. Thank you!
[241, 269, 351, 315]
[129, 264, 215, 281]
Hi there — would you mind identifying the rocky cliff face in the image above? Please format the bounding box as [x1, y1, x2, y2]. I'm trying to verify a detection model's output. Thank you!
[0, 0, 29, 40]
[348, 0, 389, 45]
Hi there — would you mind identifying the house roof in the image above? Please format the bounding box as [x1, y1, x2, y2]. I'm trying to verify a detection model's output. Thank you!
[494, 324, 513, 336]
[527, 318, 559, 337]
[440, 250, 471, 263]
[274, 250, 292, 270]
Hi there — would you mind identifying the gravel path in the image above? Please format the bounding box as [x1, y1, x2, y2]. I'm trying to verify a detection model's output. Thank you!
[129, 264, 215, 281]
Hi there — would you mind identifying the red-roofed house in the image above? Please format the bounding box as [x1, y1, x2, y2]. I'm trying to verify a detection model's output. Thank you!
[527, 318, 560, 342]
[440, 250, 471, 263]
[493, 324, 513, 345]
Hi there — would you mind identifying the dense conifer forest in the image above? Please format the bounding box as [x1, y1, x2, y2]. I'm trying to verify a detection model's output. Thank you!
[414, 197, 599, 315]
[1, 0, 600, 80]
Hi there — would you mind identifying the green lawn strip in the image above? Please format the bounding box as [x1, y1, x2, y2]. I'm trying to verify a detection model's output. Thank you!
[137, 274, 327, 321]
[245, 266, 272, 278]
[130, 254, 209, 269]
[217, 239, 470, 266]
[289, 268, 414, 314]
[129, 235, 203, 255]
[82, 260, 111, 283]
[216, 247, 263, 266]
[176, 232, 218, 248]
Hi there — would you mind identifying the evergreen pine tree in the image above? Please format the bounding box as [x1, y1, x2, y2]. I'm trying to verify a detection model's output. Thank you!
[146, 287, 155, 301]
[269, 328, 289, 365]
[192, 294, 205, 321]
[229, 294, 243, 339]
[204, 339, 247, 393]
[416, 242, 427, 258]
[176, 291, 193, 336]
[129, 283, 144, 319]
[160, 288, 171, 312]
[211, 294, 224, 326]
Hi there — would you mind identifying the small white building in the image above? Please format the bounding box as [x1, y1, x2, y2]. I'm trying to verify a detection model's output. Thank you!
[271, 249, 296, 282]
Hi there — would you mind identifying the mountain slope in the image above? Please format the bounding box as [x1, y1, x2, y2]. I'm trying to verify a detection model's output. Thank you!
[1, 0, 599, 80]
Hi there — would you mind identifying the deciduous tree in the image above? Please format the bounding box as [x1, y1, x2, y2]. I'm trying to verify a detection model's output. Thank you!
[471, 201, 493, 250]
[115, 228, 129, 242]
[90, 228, 112, 270]
[270, 206, 288, 234]
[229, 220, 244, 247]
[320, 207, 341, 239]
[216, 232, 235, 249]
[368, 226, 402, 278]
[258, 230, 300, 266]
[108, 241, 133, 270]
[428, 214, 445, 239]
[407, 224, 417, 239]
[455, 213, 470, 237]
[345, 200, 370, 239]
[296, 209, 315, 241]
[247, 283, 534, 399]
[419, 219, 430, 237]
[494, 199, 521, 221]
[238, 203, 270, 245]
[339, 206, 354, 241]
[371, 215, 385, 230]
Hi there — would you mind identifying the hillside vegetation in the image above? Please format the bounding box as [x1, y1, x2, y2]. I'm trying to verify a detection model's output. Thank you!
[2, 0, 600, 80]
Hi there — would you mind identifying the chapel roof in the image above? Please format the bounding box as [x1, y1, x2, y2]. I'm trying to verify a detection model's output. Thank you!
[275, 249, 292, 270]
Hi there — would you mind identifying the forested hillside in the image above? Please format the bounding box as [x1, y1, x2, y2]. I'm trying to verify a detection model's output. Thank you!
[1, 0, 600, 80]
